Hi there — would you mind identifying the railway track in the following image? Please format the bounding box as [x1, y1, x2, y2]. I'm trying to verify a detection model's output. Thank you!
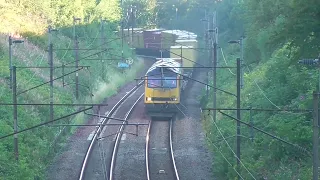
[78, 81, 144, 180]
[108, 93, 144, 179]
[146, 118, 180, 180]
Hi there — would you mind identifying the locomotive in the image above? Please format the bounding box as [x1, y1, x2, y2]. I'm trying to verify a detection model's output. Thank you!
[120, 29, 198, 117]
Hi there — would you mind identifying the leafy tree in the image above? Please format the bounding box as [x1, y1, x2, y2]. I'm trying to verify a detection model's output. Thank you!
[156, 0, 319, 179]
[0, 0, 141, 179]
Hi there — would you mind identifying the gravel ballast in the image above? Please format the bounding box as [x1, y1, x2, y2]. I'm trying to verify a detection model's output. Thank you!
[172, 67, 214, 180]
[46, 57, 214, 180]
[113, 101, 150, 180]
[46, 58, 154, 180]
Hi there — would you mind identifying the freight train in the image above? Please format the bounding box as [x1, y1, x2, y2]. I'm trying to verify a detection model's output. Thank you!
[119, 29, 198, 117]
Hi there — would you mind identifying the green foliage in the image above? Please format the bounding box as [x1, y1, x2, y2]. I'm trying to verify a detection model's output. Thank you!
[120, 0, 158, 28]
[0, 0, 122, 34]
[0, 1, 145, 180]
[206, 45, 317, 179]
[157, 0, 319, 179]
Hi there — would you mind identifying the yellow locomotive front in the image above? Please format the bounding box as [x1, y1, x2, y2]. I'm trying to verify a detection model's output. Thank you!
[144, 58, 182, 117]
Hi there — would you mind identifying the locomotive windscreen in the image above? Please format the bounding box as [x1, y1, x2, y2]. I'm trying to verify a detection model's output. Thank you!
[147, 68, 177, 89]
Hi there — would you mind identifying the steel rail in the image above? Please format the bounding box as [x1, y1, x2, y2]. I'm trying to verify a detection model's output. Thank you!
[146, 118, 179, 180]
[78, 81, 143, 180]
[146, 121, 152, 180]
[109, 93, 145, 180]
[170, 118, 180, 180]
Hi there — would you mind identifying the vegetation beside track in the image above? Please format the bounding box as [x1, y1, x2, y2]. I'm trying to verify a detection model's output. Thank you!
[156, 0, 319, 179]
[0, 1, 145, 179]
[1, 0, 319, 179]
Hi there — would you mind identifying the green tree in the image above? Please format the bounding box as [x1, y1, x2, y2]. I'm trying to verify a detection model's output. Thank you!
[155, 0, 319, 179]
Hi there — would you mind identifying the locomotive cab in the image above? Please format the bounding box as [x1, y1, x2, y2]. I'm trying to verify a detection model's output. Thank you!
[144, 59, 181, 117]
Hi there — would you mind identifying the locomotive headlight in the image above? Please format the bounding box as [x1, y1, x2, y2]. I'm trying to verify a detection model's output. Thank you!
[147, 97, 152, 101]
[173, 98, 177, 101]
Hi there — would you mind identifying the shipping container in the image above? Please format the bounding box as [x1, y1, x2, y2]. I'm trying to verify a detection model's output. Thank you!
[161, 30, 178, 50]
[175, 39, 198, 49]
[170, 46, 196, 68]
[143, 29, 163, 49]
[116, 28, 144, 48]
[131, 30, 144, 48]
[172, 30, 197, 40]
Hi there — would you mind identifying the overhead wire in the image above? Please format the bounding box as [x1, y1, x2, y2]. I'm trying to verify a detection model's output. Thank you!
[50, 33, 77, 90]
[113, 27, 207, 62]
[65, 49, 110, 66]
[0, 22, 109, 138]
[49, 35, 73, 92]
[174, 104, 188, 117]
[78, 37, 120, 57]
[220, 48, 236, 76]
[82, 25, 100, 49]
[78, 33, 134, 57]
[73, 24, 100, 60]
[210, 114, 257, 180]
[136, 71, 235, 97]
[0, 107, 92, 140]
[59, 39, 72, 61]
[68, 33, 134, 67]
[244, 65, 309, 115]
[217, 110, 311, 155]
[161, 36, 208, 54]
[50, 32, 72, 62]
[245, 65, 280, 109]
[1, 37, 64, 105]
[177, 71, 235, 96]
[67, 20, 119, 64]
[138, 35, 211, 68]
[163, 49, 206, 68]
[10, 43, 49, 98]
[110, 44, 207, 69]
[208, 138, 245, 180]
[17, 53, 45, 89]
[17, 67, 84, 95]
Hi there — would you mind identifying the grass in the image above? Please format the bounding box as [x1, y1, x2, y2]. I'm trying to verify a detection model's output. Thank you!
[201, 44, 314, 179]
[0, 20, 144, 179]
[93, 60, 144, 103]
